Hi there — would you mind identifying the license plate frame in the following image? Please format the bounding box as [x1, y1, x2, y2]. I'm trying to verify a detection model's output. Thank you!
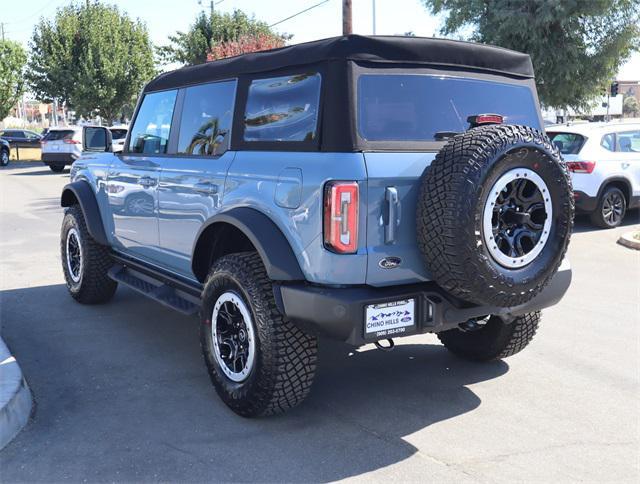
[364, 298, 416, 341]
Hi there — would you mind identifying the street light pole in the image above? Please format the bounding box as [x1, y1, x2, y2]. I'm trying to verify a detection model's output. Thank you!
[343, 0, 352, 36]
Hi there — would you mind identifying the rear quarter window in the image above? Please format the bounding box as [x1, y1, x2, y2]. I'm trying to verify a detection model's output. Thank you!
[357, 74, 541, 142]
[547, 132, 586, 154]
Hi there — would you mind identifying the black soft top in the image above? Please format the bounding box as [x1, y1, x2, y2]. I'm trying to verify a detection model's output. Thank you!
[145, 34, 534, 92]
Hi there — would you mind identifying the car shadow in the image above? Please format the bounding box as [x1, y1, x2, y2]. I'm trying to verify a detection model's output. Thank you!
[573, 209, 640, 233]
[1, 283, 507, 482]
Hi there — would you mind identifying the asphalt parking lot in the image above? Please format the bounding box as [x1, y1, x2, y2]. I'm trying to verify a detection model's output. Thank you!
[1, 161, 639, 482]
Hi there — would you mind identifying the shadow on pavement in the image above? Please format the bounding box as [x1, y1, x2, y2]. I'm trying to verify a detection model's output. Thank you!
[573, 209, 640, 233]
[0, 283, 508, 482]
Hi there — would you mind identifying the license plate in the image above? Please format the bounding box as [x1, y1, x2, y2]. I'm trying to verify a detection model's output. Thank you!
[365, 299, 416, 340]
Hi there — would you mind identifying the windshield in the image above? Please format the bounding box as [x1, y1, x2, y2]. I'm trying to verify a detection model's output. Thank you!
[546, 132, 586, 154]
[357, 74, 541, 142]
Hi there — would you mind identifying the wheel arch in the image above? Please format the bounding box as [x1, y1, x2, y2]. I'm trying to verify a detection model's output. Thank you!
[60, 181, 109, 245]
[191, 207, 305, 283]
[598, 177, 632, 205]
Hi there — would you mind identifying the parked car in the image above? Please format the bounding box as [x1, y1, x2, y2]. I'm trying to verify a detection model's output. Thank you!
[0, 129, 42, 149]
[109, 126, 128, 152]
[547, 122, 640, 227]
[59, 35, 573, 417]
[0, 138, 10, 166]
[40, 127, 83, 172]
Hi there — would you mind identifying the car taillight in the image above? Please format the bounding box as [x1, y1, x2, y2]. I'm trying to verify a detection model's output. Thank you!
[467, 113, 504, 127]
[323, 181, 359, 254]
[566, 161, 596, 174]
[63, 139, 81, 144]
[40, 140, 46, 145]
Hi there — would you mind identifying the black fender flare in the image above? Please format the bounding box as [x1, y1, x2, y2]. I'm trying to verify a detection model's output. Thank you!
[597, 176, 633, 203]
[60, 181, 109, 245]
[192, 207, 305, 281]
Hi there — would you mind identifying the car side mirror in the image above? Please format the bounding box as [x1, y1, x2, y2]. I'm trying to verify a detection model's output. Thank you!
[83, 126, 113, 152]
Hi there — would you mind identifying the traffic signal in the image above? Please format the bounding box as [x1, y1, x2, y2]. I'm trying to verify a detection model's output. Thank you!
[610, 82, 619, 97]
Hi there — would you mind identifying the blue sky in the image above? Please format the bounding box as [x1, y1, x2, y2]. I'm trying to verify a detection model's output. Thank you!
[2, 0, 638, 78]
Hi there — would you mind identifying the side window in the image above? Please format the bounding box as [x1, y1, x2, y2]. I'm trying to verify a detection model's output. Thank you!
[244, 73, 321, 142]
[128, 90, 177, 154]
[601, 133, 615, 152]
[177, 80, 236, 156]
[616, 130, 640, 152]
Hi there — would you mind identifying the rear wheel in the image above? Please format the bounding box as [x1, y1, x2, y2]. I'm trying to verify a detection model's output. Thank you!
[1, 149, 9, 166]
[438, 312, 541, 362]
[49, 163, 65, 173]
[590, 186, 626, 228]
[200, 252, 317, 417]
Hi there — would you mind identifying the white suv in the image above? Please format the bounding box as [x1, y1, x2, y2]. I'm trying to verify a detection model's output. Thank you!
[40, 126, 83, 173]
[547, 122, 640, 228]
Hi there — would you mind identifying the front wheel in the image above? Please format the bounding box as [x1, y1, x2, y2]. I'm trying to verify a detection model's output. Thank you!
[200, 252, 318, 417]
[590, 186, 626, 228]
[49, 163, 65, 173]
[1, 149, 9, 166]
[438, 312, 541, 362]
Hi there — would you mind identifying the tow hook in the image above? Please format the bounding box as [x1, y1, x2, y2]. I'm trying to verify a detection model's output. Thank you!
[458, 318, 488, 332]
[374, 338, 395, 351]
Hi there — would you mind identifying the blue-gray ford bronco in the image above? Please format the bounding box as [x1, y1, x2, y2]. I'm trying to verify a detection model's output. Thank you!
[60, 35, 573, 417]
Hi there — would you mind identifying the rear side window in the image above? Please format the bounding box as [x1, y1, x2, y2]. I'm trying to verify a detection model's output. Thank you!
[616, 130, 640, 152]
[244, 73, 321, 142]
[109, 129, 128, 140]
[547, 132, 586, 154]
[358, 74, 540, 142]
[178, 80, 236, 156]
[129, 90, 177, 154]
[43, 130, 74, 141]
[601, 133, 615, 151]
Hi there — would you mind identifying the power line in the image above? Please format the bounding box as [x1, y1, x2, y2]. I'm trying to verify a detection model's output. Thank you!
[269, 0, 330, 28]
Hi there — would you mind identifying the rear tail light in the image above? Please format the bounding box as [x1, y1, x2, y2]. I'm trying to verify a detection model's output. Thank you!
[467, 113, 504, 127]
[566, 161, 596, 174]
[323, 181, 359, 254]
[63, 139, 81, 145]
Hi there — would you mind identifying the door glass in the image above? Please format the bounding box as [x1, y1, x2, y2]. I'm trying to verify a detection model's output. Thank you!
[616, 130, 640, 152]
[129, 90, 177, 154]
[244, 73, 321, 142]
[178, 80, 236, 156]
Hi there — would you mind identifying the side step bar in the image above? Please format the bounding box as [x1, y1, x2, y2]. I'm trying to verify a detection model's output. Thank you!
[108, 263, 202, 316]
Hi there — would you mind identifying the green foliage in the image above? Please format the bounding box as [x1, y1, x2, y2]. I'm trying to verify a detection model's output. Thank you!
[158, 9, 287, 65]
[27, 1, 155, 122]
[623, 94, 640, 117]
[422, 0, 640, 109]
[0, 40, 27, 120]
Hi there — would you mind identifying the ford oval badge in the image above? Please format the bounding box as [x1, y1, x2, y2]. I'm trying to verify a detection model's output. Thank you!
[379, 256, 402, 269]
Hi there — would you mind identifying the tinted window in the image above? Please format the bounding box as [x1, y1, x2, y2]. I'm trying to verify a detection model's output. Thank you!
[244, 73, 321, 142]
[616, 130, 640, 152]
[3, 130, 23, 137]
[43, 130, 74, 141]
[109, 129, 128, 140]
[358, 75, 540, 141]
[601, 133, 615, 151]
[547, 132, 586, 154]
[129, 90, 177, 154]
[178, 80, 236, 156]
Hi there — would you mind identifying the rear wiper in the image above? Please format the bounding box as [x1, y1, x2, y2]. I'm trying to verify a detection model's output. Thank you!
[434, 131, 460, 141]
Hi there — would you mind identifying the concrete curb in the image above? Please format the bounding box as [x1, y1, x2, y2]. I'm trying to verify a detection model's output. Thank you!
[0, 337, 32, 450]
[617, 232, 640, 251]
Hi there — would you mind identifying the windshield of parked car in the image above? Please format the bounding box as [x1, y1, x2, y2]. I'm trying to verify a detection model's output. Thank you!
[547, 132, 587, 154]
[357, 74, 541, 142]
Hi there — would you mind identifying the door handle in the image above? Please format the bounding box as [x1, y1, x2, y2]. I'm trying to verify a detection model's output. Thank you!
[194, 182, 219, 195]
[384, 186, 400, 244]
[138, 176, 157, 188]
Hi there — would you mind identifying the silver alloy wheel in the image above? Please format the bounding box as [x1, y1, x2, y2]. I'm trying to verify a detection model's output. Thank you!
[1, 150, 8, 166]
[482, 168, 552, 268]
[211, 291, 256, 383]
[65, 227, 83, 283]
[602, 191, 624, 226]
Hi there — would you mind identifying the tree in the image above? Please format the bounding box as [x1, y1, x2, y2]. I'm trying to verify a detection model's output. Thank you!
[0, 40, 27, 121]
[623, 94, 640, 118]
[207, 33, 285, 61]
[27, 1, 155, 122]
[421, 0, 640, 109]
[159, 9, 287, 66]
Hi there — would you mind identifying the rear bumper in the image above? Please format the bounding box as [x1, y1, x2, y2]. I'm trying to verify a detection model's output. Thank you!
[277, 261, 572, 346]
[573, 191, 597, 212]
[42, 152, 78, 165]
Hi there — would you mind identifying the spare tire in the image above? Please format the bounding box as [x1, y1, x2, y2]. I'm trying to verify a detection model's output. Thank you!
[416, 125, 573, 308]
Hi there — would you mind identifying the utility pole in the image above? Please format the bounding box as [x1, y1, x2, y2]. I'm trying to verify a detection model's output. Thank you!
[372, 0, 376, 35]
[343, 0, 352, 36]
[1, 23, 5, 42]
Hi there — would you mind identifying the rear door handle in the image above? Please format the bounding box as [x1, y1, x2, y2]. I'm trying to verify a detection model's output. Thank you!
[194, 182, 219, 195]
[138, 176, 157, 188]
[385, 186, 400, 244]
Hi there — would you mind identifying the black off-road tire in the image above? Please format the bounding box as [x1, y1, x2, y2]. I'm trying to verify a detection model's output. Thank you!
[49, 163, 65, 173]
[1, 148, 9, 167]
[417, 125, 574, 308]
[590, 186, 626, 229]
[438, 311, 541, 362]
[200, 252, 317, 417]
[61, 205, 117, 304]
